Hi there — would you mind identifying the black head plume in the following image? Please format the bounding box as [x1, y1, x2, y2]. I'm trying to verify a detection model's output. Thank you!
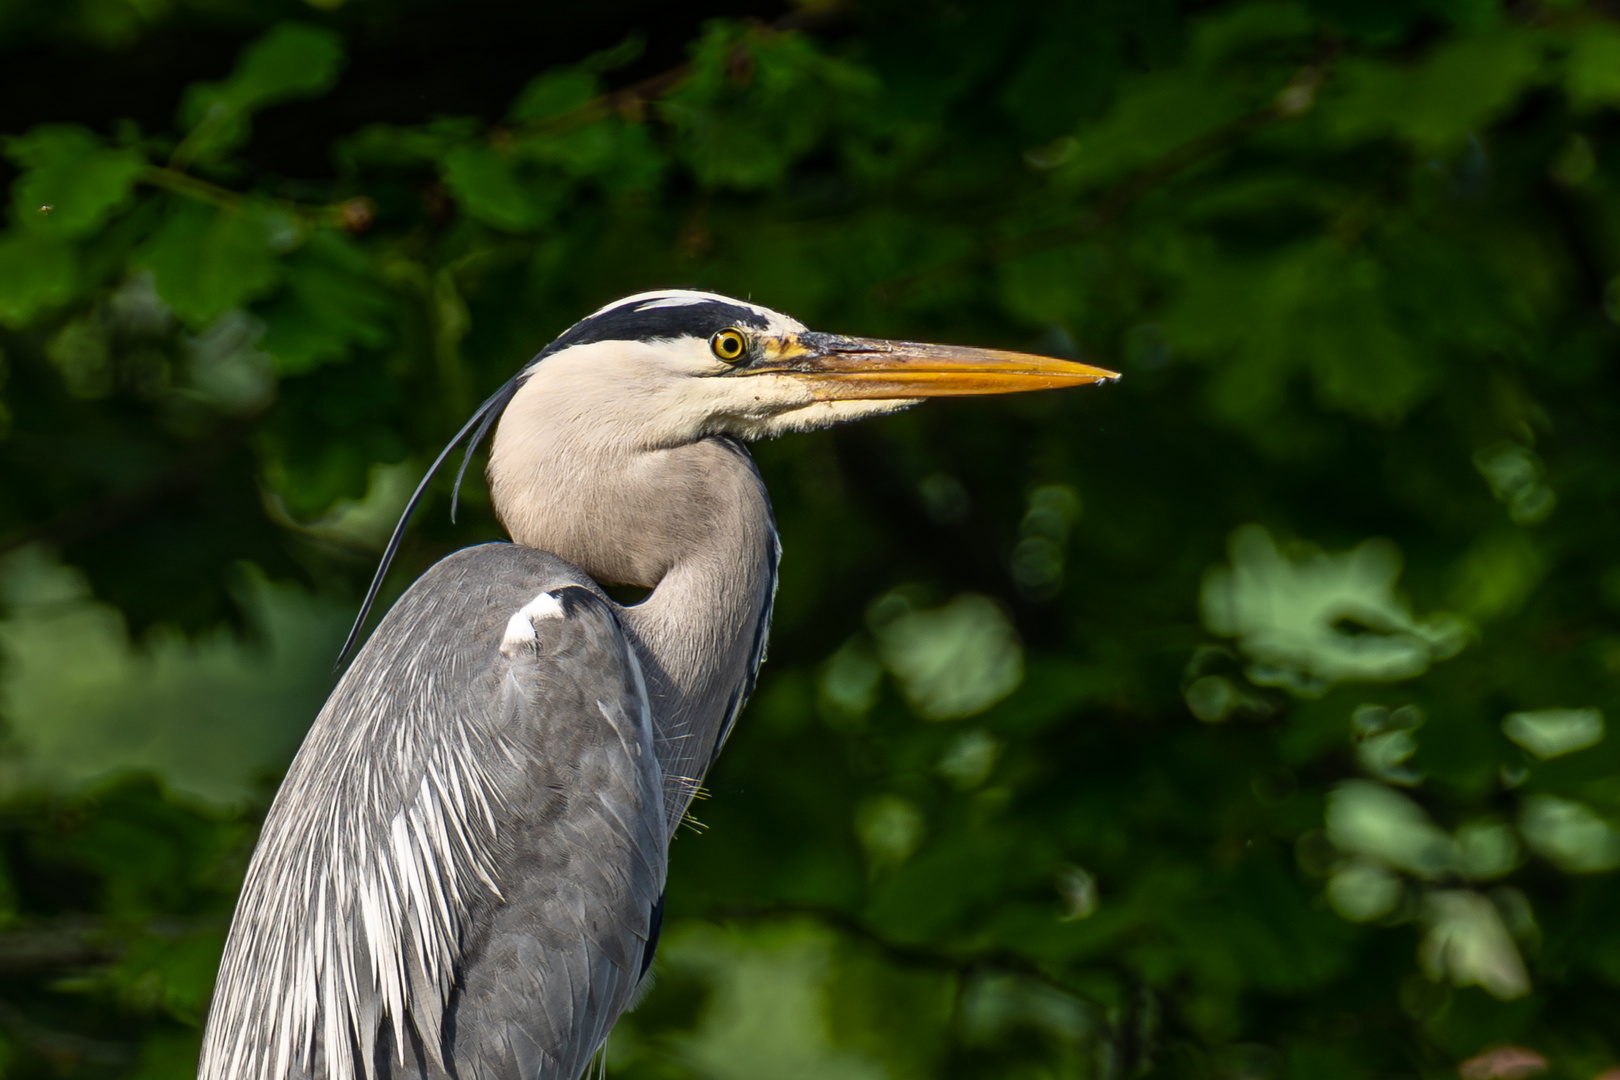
[334, 373, 525, 669]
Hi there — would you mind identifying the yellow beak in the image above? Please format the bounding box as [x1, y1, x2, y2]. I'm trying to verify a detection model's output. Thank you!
[749, 332, 1120, 399]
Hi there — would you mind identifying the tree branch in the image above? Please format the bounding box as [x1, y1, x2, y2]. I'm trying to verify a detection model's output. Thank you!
[709, 900, 1111, 1004]
[0, 998, 132, 1068]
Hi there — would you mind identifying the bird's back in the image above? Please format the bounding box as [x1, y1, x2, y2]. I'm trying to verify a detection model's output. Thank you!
[200, 543, 666, 1080]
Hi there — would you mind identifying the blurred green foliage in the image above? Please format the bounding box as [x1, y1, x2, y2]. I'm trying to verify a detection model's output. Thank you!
[0, 0, 1617, 1076]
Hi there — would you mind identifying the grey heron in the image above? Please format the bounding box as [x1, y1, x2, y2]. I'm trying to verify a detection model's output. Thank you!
[199, 290, 1118, 1080]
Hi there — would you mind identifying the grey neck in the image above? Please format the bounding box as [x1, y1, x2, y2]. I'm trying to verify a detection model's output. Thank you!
[617, 439, 777, 834]
[491, 431, 776, 836]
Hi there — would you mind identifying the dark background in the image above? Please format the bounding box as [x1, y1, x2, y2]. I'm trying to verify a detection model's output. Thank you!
[0, 0, 1618, 1076]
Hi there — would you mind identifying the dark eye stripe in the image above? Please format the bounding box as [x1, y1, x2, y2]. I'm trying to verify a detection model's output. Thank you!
[544, 301, 771, 356]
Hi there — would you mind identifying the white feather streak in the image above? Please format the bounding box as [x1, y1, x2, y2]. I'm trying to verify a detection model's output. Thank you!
[501, 591, 565, 654]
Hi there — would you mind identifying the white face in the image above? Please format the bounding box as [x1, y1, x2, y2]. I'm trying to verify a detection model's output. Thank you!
[507, 292, 917, 452]
[515, 336, 918, 448]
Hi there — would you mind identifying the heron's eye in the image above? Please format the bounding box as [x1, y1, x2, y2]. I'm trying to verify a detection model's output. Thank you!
[711, 328, 749, 363]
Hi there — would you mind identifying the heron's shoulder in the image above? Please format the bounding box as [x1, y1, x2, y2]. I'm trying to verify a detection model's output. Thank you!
[341, 543, 615, 681]
[388, 544, 600, 619]
[424, 541, 592, 589]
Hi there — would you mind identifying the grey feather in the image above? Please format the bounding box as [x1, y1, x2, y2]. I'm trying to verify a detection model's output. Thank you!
[200, 544, 666, 1080]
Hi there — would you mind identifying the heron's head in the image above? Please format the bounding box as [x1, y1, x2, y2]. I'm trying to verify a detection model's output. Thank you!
[340, 291, 1119, 661]
[492, 290, 1119, 453]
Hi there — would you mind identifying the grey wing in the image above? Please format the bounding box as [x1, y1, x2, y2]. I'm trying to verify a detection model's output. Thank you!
[437, 582, 666, 1080]
[199, 543, 666, 1080]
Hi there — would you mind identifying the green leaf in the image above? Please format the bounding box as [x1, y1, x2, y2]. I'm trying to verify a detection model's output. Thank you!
[337, 117, 481, 168]
[1502, 708, 1604, 760]
[221, 22, 346, 106]
[0, 230, 76, 327]
[175, 22, 346, 165]
[1565, 22, 1620, 111]
[113, 931, 226, 1022]
[508, 69, 599, 123]
[4, 124, 147, 238]
[132, 1030, 206, 1080]
[1052, 70, 1248, 191]
[134, 200, 283, 325]
[1189, 1, 1318, 67]
[995, 245, 1095, 327]
[1306, 0, 1500, 40]
[1164, 241, 1442, 427]
[440, 143, 561, 232]
[1323, 30, 1543, 151]
[578, 33, 645, 75]
[514, 120, 663, 187]
[258, 232, 392, 374]
[1447, 528, 1544, 622]
[663, 23, 880, 190]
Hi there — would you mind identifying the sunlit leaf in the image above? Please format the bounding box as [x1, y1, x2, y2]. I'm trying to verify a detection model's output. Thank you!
[657, 920, 889, 1080]
[1326, 780, 1455, 879]
[1325, 857, 1402, 921]
[1502, 708, 1604, 760]
[869, 592, 1023, 719]
[0, 550, 342, 807]
[1456, 821, 1520, 881]
[1519, 795, 1620, 873]
[1202, 525, 1467, 694]
[1419, 889, 1530, 1000]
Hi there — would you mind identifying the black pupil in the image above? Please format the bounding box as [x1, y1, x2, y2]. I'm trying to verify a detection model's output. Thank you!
[719, 334, 741, 357]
